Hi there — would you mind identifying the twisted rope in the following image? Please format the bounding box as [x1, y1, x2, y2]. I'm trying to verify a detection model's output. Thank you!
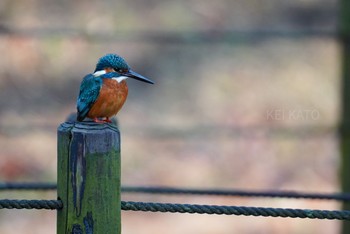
[2, 183, 350, 201]
[0, 199, 62, 210]
[121, 201, 350, 220]
[1, 199, 350, 220]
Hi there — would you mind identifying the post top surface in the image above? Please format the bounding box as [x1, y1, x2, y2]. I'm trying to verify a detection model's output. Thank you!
[58, 121, 119, 133]
[58, 121, 120, 153]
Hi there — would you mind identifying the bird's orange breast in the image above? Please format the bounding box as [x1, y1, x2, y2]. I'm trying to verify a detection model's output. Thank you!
[87, 79, 128, 118]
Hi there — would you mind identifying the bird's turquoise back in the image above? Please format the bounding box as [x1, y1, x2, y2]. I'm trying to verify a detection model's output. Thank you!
[76, 74, 103, 121]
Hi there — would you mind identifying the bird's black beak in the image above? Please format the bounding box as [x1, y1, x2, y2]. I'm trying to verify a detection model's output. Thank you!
[125, 70, 154, 84]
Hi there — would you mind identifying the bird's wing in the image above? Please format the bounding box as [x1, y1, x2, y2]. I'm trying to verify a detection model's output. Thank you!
[76, 74, 103, 121]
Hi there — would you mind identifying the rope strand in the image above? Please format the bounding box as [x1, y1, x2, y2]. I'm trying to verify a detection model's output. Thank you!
[0, 183, 56, 190]
[122, 201, 350, 220]
[122, 186, 350, 201]
[0, 199, 62, 210]
[121, 201, 350, 220]
[1, 199, 350, 220]
[2, 183, 350, 201]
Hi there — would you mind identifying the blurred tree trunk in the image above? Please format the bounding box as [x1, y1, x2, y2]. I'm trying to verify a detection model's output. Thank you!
[340, 0, 350, 233]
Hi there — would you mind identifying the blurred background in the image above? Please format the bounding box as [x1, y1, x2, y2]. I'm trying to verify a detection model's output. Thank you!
[0, 0, 345, 233]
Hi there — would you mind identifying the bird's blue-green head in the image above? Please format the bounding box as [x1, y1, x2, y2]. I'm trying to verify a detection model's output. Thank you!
[94, 53, 154, 84]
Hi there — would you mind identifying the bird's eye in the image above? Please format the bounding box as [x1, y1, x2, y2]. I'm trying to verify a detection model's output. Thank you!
[117, 69, 124, 73]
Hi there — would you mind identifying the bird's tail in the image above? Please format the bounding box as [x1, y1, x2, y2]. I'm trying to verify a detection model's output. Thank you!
[76, 114, 84, 122]
[76, 110, 86, 122]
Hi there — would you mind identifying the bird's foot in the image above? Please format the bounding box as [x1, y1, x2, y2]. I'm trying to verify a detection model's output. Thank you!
[92, 117, 112, 123]
[93, 118, 108, 123]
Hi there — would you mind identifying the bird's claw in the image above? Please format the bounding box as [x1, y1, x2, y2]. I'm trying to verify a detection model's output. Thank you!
[93, 118, 112, 123]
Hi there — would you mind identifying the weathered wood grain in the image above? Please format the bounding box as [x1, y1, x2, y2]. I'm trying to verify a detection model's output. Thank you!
[57, 121, 121, 234]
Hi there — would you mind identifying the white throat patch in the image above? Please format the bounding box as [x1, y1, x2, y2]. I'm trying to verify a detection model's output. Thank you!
[93, 70, 128, 83]
[112, 76, 128, 83]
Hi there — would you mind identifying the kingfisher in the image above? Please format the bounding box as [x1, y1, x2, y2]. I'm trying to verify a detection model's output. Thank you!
[76, 54, 154, 123]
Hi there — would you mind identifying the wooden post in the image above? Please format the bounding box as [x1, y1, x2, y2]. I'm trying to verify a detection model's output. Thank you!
[340, 0, 350, 232]
[57, 122, 121, 234]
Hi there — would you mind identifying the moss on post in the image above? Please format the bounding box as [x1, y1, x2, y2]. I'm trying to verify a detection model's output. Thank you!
[57, 122, 121, 234]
